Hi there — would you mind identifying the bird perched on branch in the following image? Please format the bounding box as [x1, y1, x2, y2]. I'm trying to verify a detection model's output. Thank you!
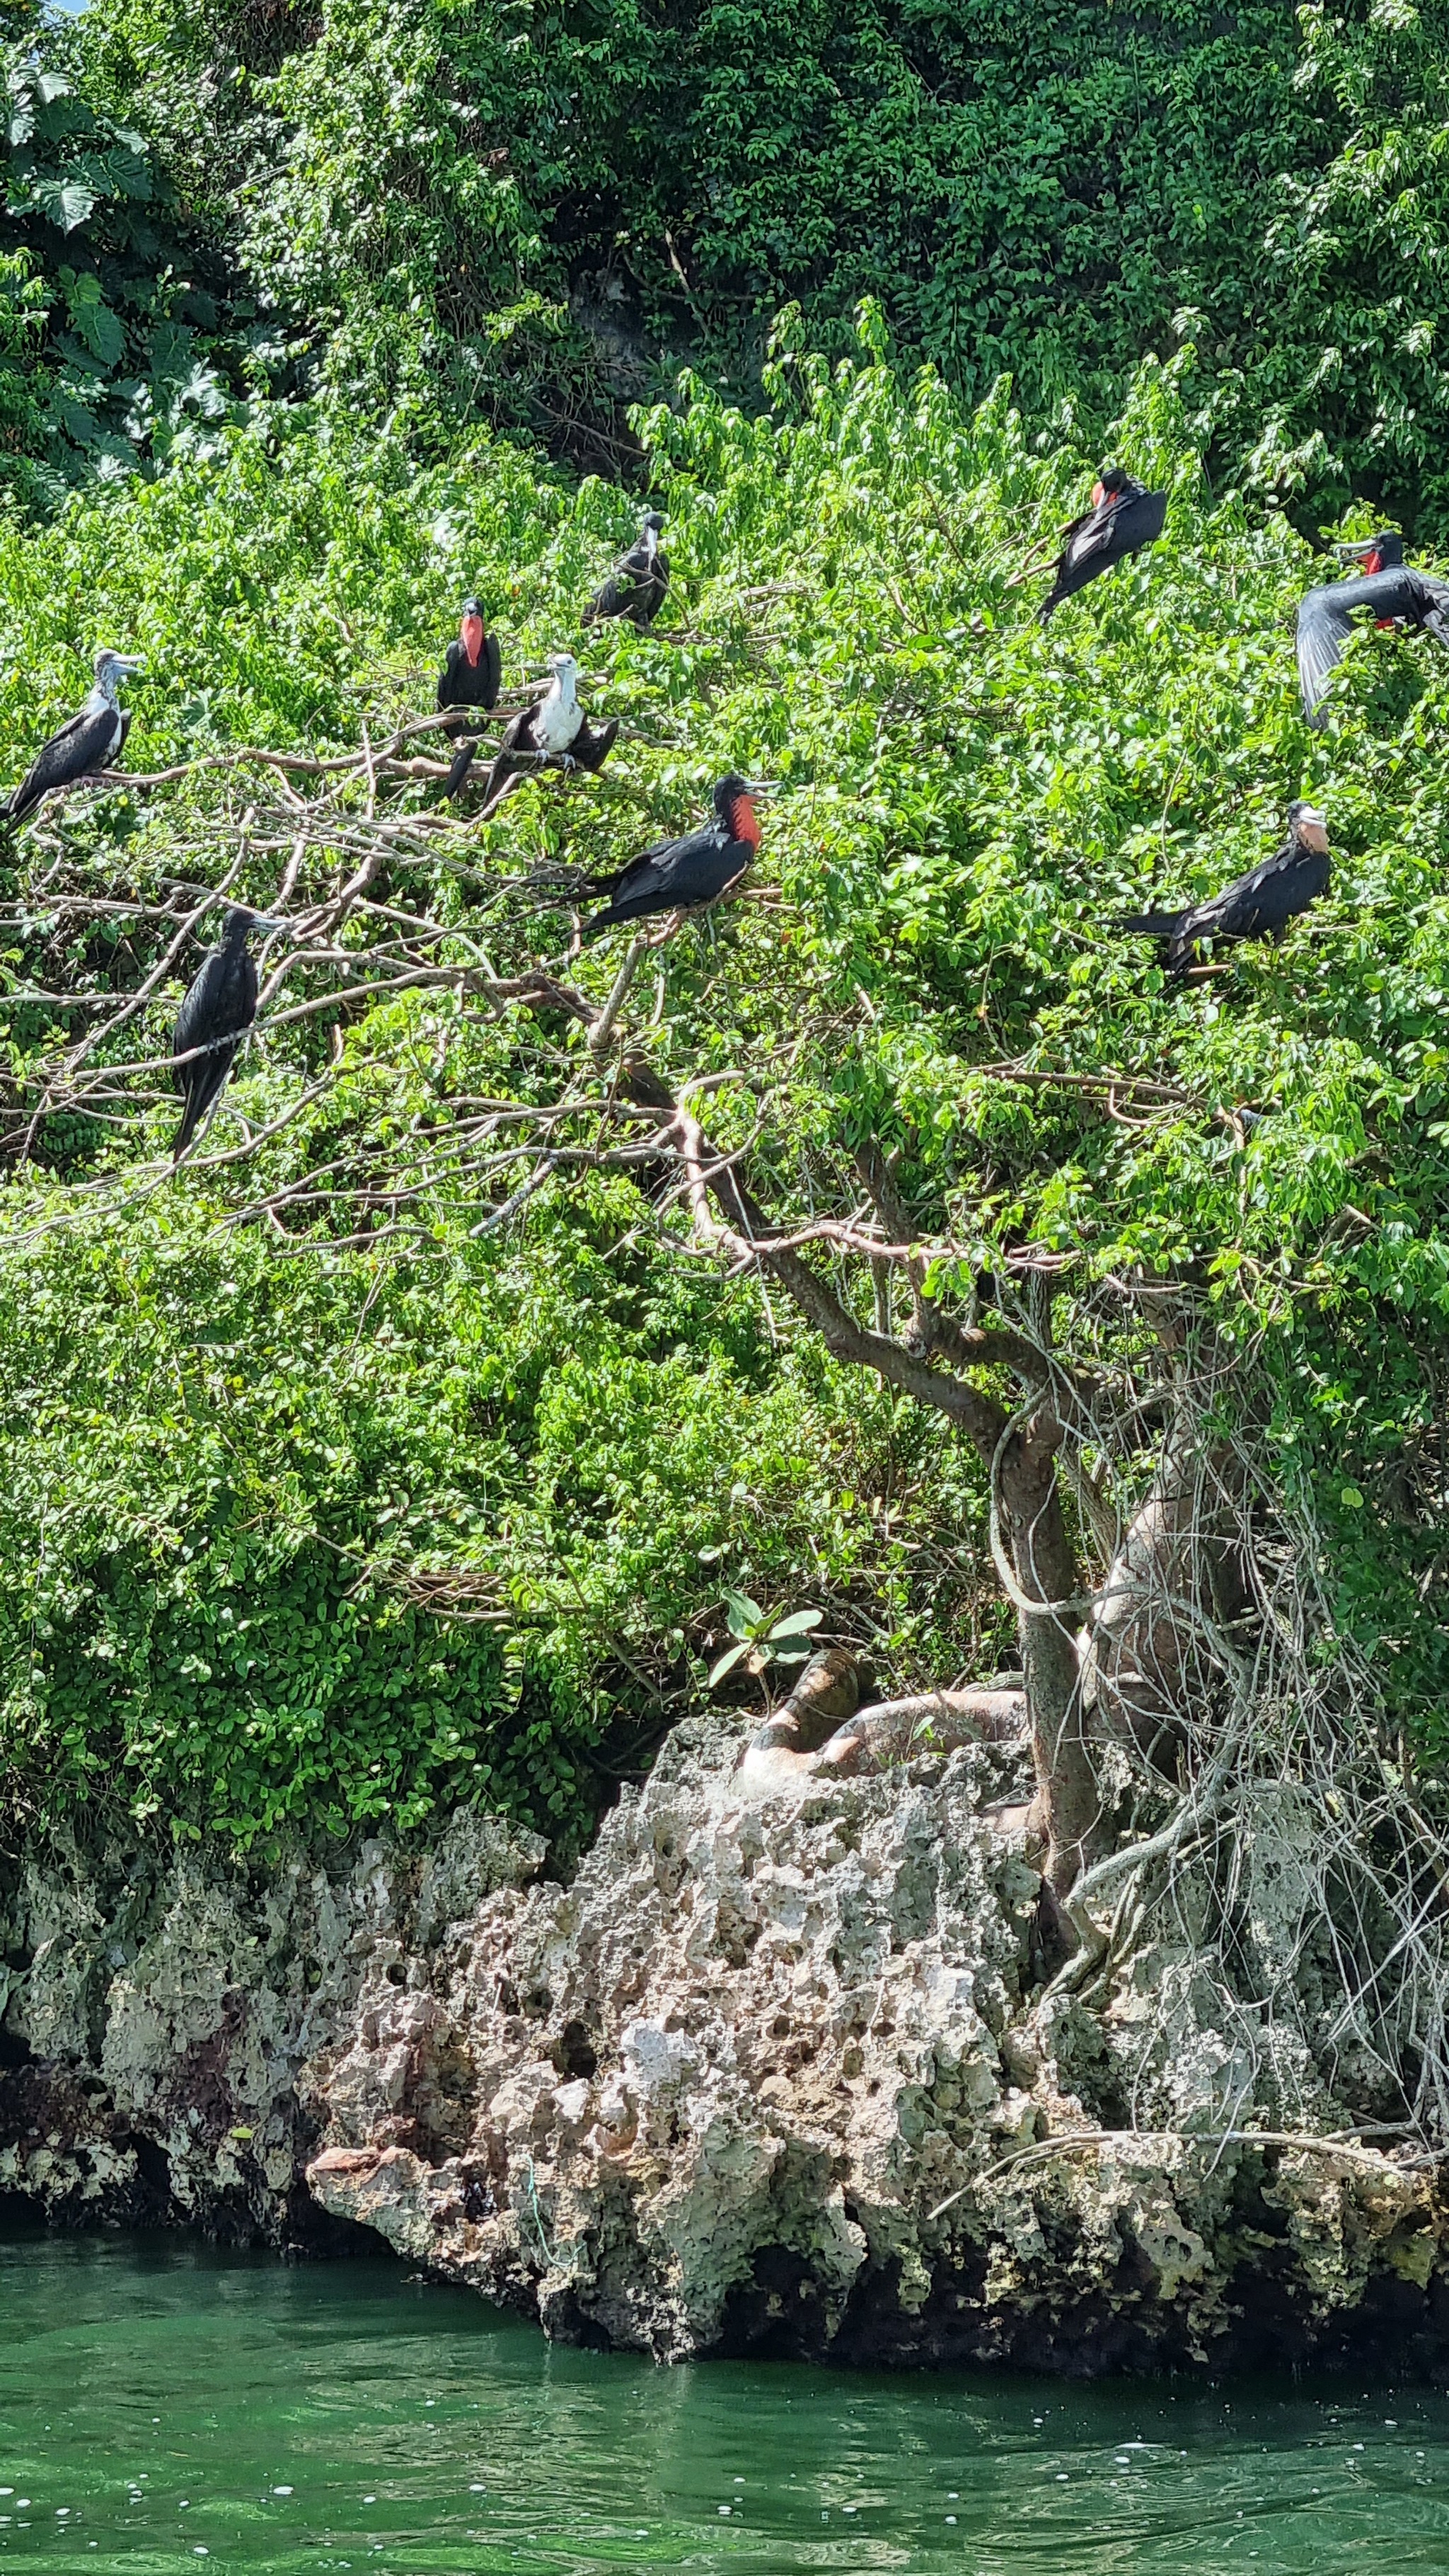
[436, 598, 502, 796]
[171, 906, 282, 1162]
[1295, 533, 1449, 725]
[478, 653, 618, 817]
[584, 510, 669, 630]
[4, 649, 142, 826]
[582, 773, 770, 942]
[1030, 469, 1167, 620]
[1116, 801, 1331, 978]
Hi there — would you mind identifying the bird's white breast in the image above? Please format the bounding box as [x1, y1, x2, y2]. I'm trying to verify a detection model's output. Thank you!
[535, 676, 583, 755]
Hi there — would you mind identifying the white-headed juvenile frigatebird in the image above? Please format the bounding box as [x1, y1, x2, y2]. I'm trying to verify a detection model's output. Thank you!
[478, 652, 619, 817]
[1295, 533, 1449, 724]
[4, 649, 142, 826]
[1034, 469, 1167, 620]
[582, 773, 769, 942]
[584, 510, 669, 630]
[437, 597, 502, 795]
[171, 906, 282, 1162]
[1116, 802, 1331, 978]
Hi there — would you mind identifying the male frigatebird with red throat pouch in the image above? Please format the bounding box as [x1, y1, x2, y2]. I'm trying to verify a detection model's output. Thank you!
[436, 596, 502, 795]
[1295, 533, 1449, 724]
[581, 773, 770, 942]
[477, 653, 618, 817]
[1116, 801, 1331, 978]
[1032, 468, 1167, 620]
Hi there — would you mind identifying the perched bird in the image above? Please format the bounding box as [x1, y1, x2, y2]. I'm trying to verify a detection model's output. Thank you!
[1295, 533, 1449, 724]
[1116, 802, 1331, 977]
[584, 510, 669, 630]
[582, 773, 770, 942]
[4, 649, 142, 825]
[1034, 469, 1167, 620]
[477, 653, 618, 816]
[171, 907, 281, 1162]
[437, 599, 502, 796]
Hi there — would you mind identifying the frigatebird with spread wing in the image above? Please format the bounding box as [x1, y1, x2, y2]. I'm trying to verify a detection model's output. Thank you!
[1295, 533, 1449, 725]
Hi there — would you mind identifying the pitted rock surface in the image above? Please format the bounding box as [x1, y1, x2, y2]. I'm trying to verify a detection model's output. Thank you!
[0, 1811, 542, 2243]
[301, 1726, 1449, 2372]
[6, 1723, 1449, 2372]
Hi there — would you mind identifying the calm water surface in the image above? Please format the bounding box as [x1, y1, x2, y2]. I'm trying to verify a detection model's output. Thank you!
[1, 2230, 1447, 2574]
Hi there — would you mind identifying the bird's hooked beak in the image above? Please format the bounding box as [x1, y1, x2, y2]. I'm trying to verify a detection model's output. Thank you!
[249, 913, 288, 941]
[1293, 803, 1330, 852]
[1336, 538, 1380, 557]
[740, 779, 778, 797]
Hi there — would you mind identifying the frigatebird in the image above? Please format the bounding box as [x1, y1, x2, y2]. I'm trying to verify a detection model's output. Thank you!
[437, 598, 502, 796]
[1034, 469, 1167, 620]
[4, 649, 142, 825]
[1295, 533, 1449, 724]
[1116, 802, 1331, 978]
[478, 653, 618, 816]
[582, 773, 769, 942]
[171, 907, 282, 1162]
[584, 511, 669, 630]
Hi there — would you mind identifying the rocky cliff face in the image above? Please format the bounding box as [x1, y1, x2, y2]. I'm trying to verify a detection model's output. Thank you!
[4, 1717, 1447, 2373]
[0, 1810, 543, 2247]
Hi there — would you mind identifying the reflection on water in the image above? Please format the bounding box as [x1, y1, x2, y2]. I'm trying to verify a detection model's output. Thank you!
[0, 2229, 1447, 2573]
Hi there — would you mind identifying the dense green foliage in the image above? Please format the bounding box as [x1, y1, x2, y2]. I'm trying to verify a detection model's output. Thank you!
[0, 0, 255, 502]
[3, 318, 1449, 1853]
[69, 0, 1449, 524]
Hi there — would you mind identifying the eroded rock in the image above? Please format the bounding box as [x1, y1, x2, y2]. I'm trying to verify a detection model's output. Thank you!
[6, 1721, 1449, 2375]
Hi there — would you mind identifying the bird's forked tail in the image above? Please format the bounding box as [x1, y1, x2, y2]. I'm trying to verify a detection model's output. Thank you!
[1116, 907, 1188, 939]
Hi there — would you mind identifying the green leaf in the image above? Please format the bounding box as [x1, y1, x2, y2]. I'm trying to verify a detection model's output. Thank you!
[30, 175, 98, 234]
[707, 1639, 752, 1688]
[723, 1591, 763, 1639]
[766, 1607, 821, 1639]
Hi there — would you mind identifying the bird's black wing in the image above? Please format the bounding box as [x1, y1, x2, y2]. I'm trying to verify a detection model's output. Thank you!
[171, 947, 259, 1158]
[437, 642, 461, 711]
[1185, 841, 1328, 942]
[113, 710, 132, 763]
[481, 631, 502, 709]
[477, 707, 539, 813]
[1295, 586, 1355, 722]
[587, 830, 681, 900]
[571, 715, 620, 773]
[587, 532, 660, 625]
[587, 827, 750, 933]
[7, 705, 120, 821]
[582, 824, 750, 939]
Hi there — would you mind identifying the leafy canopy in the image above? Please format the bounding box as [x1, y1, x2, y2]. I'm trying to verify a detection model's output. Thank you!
[2, 323, 1449, 1853]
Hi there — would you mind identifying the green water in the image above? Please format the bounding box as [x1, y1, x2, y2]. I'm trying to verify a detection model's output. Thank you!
[1, 2233, 1448, 2574]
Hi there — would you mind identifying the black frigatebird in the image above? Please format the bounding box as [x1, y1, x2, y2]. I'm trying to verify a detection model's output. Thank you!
[171, 906, 282, 1162]
[1033, 469, 1167, 620]
[1116, 801, 1331, 978]
[1295, 532, 1449, 724]
[4, 649, 142, 825]
[584, 510, 669, 630]
[582, 773, 770, 942]
[478, 652, 618, 816]
[437, 598, 502, 796]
